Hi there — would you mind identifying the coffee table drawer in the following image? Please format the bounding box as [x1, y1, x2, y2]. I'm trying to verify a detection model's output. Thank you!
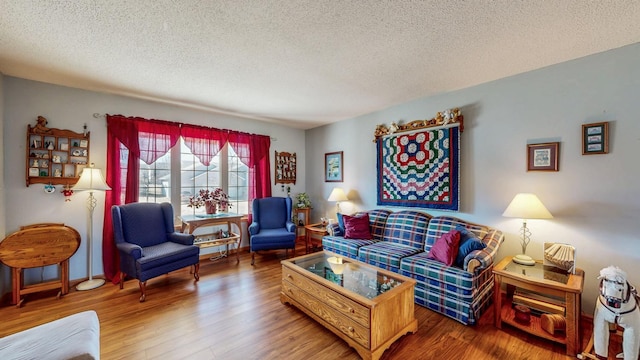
[282, 280, 370, 348]
[282, 267, 370, 327]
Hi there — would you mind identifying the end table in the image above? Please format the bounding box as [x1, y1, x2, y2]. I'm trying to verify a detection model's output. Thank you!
[304, 223, 328, 253]
[493, 256, 584, 356]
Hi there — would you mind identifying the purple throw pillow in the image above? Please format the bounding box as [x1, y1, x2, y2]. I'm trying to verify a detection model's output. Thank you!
[343, 213, 372, 239]
[427, 230, 461, 266]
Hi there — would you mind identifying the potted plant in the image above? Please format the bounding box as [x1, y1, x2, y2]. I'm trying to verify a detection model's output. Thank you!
[295, 192, 312, 209]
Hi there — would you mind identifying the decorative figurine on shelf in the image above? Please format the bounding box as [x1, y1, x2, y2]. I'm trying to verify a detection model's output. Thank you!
[32, 159, 39, 167]
[591, 266, 640, 360]
[32, 116, 52, 134]
[54, 169, 62, 177]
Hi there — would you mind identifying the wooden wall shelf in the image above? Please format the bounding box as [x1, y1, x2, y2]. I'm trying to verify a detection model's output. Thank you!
[26, 122, 90, 187]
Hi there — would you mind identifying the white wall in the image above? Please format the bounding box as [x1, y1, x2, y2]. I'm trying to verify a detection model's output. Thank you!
[306, 43, 640, 314]
[2, 77, 306, 287]
[0, 74, 6, 296]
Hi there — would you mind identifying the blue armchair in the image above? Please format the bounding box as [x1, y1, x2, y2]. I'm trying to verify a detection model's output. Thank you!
[111, 202, 200, 302]
[249, 197, 297, 265]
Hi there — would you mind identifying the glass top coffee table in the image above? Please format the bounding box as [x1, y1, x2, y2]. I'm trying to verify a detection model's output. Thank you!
[281, 251, 417, 360]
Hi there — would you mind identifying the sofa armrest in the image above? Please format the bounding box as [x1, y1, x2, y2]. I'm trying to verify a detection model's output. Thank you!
[464, 228, 504, 272]
[168, 232, 195, 245]
[116, 242, 143, 259]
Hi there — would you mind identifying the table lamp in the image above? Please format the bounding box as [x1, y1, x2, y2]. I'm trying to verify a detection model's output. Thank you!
[327, 187, 348, 213]
[73, 163, 111, 290]
[502, 193, 553, 266]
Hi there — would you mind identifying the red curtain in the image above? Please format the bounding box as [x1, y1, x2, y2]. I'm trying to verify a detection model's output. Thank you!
[102, 115, 181, 283]
[101, 115, 272, 283]
[181, 124, 228, 166]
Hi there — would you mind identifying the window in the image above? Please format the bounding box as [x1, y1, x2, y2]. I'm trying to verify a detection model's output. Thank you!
[135, 140, 248, 217]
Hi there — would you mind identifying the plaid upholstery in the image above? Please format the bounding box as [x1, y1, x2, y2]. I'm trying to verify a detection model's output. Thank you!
[358, 242, 423, 272]
[326, 223, 343, 236]
[412, 276, 495, 325]
[321, 209, 391, 258]
[363, 209, 392, 240]
[321, 235, 377, 259]
[324, 210, 504, 325]
[382, 211, 432, 248]
[400, 252, 494, 301]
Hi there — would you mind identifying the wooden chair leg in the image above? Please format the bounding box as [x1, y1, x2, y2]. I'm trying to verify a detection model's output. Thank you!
[138, 281, 146, 302]
[119, 272, 125, 289]
[251, 252, 255, 266]
[193, 263, 200, 281]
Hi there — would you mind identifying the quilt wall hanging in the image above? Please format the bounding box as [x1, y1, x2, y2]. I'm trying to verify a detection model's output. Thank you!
[374, 109, 463, 211]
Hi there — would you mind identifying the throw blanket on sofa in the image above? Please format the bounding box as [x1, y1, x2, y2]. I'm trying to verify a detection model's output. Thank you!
[376, 124, 460, 211]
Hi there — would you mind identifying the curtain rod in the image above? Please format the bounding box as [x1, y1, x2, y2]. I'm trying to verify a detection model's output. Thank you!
[92, 113, 277, 141]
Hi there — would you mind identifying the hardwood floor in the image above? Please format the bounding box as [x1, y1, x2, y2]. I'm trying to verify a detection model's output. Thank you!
[0, 246, 607, 359]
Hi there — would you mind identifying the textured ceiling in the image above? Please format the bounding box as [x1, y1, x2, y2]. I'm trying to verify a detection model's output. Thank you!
[1, 1, 639, 129]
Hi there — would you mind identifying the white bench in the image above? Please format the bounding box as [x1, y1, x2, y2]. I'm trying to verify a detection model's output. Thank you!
[0, 310, 100, 359]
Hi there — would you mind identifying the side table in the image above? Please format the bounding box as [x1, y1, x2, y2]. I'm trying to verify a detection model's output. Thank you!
[304, 223, 328, 253]
[493, 256, 584, 356]
[0, 223, 80, 307]
[180, 213, 244, 263]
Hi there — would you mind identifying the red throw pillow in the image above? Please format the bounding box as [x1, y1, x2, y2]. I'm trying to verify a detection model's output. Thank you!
[427, 230, 461, 266]
[343, 213, 373, 239]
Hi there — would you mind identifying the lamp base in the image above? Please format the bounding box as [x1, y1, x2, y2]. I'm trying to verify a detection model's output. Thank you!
[513, 254, 536, 266]
[76, 278, 105, 291]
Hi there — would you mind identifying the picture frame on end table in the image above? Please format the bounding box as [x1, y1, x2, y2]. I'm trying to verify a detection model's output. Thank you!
[527, 142, 559, 172]
[324, 151, 343, 182]
[582, 122, 609, 155]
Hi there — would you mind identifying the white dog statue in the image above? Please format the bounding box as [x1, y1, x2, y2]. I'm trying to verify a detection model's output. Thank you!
[593, 266, 640, 360]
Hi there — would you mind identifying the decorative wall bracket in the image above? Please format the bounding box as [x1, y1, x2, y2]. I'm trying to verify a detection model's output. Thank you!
[372, 108, 463, 142]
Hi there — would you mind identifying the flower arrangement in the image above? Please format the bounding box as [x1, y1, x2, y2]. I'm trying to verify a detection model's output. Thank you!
[188, 188, 232, 212]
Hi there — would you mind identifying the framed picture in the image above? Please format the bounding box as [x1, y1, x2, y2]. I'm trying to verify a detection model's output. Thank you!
[80, 139, 89, 148]
[527, 142, 559, 171]
[582, 122, 609, 155]
[325, 151, 343, 182]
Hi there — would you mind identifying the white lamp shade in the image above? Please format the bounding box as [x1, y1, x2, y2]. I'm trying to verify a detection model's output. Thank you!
[502, 193, 553, 220]
[327, 188, 348, 202]
[73, 166, 111, 191]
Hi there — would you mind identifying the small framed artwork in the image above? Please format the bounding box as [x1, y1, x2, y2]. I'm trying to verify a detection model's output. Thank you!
[325, 151, 343, 182]
[80, 139, 89, 148]
[527, 142, 559, 172]
[582, 122, 609, 155]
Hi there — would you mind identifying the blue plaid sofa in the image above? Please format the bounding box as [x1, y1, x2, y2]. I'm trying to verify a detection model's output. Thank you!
[322, 210, 504, 325]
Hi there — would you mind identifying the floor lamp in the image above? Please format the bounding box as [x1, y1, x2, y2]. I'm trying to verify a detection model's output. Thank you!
[73, 163, 111, 290]
[502, 193, 553, 266]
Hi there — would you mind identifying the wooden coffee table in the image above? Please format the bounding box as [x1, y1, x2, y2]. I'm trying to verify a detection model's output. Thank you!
[281, 251, 417, 360]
